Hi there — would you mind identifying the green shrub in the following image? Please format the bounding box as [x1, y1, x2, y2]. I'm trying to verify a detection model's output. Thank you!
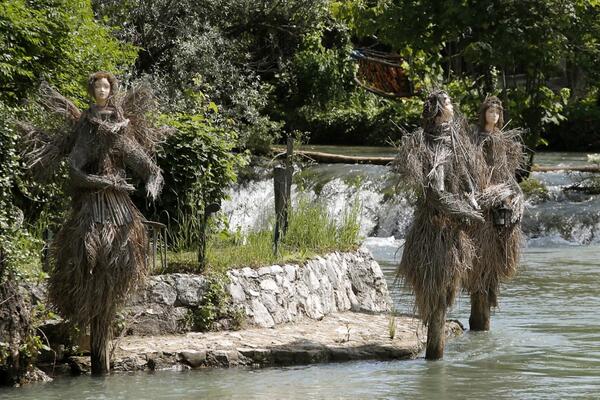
[0, 102, 45, 385]
[188, 274, 244, 332]
[520, 178, 549, 201]
[546, 92, 600, 151]
[154, 110, 248, 249]
[287, 90, 421, 146]
[0, 0, 136, 106]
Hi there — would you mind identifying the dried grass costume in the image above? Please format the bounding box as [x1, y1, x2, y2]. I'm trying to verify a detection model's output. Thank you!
[395, 91, 482, 358]
[466, 97, 525, 314]
[18, 74, 166, 372]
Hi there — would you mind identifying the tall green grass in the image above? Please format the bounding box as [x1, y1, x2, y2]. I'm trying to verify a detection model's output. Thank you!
[284, 197, 360, 252]
[167, 206, 202, 252]
[163, 198, 362, 274]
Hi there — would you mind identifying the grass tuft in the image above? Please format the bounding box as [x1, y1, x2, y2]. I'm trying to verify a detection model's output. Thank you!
[164, 198, 361, 274]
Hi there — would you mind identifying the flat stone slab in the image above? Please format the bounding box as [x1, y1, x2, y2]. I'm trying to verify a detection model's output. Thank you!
[107, 312, 463, 371]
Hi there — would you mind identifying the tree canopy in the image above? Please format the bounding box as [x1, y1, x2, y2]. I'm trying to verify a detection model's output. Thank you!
[0, 0, 136, 104]
[331, 0, 600, 147]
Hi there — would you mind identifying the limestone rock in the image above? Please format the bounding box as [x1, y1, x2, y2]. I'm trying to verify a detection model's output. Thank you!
[121, 249, 392, 331]
[179, 350, 207, 368]
[111, 313, 464, 371]
[174, 274, 207, 307]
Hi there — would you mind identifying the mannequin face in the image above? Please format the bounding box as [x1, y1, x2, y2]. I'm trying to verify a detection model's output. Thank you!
[93, 78, 111, 105]
[485, 106, 501, 128]
[442, 95, 454, 119]
[436, 95, 454, 123]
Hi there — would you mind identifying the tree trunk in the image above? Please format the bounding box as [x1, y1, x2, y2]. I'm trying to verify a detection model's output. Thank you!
[90, 316, 110, 375]
[469, 292, 491, 331]
[425, 308, 446, 360]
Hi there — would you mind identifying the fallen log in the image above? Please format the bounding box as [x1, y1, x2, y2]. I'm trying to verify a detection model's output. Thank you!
[285, 149, 394, 166]
[272, 147, 600, 173]
[531, 165, 600, 173]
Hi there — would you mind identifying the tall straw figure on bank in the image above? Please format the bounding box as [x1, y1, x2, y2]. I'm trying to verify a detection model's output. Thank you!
[395, 90, 483, 360]
[18, 72, 167, 374]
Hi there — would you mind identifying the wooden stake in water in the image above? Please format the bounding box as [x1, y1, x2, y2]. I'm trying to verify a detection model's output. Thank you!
[425, 308, 446, 360]
[90, 316, 110, 375]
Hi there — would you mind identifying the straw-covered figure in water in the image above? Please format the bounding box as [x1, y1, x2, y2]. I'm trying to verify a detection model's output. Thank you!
[17, 72, 168, 375]
[466, 96, 525, 331]
[395, 90, 483, 360]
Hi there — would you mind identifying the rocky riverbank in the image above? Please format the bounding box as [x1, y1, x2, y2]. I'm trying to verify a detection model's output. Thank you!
[29, 249, 463, 378]
[65, 313, 464, 373]
[122, 249, 390, 335]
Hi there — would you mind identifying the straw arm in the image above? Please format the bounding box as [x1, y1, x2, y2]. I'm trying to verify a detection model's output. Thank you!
[68, 138, 133, 192]
[433, 191, 484, 223]
[427, 165, 483, 223]
[394, 131, 425, 185]
[119, 137, 163, 200]
[39, 81, 82, 123]
[16, 121, 76, 183]
[508, 178, 525, 224]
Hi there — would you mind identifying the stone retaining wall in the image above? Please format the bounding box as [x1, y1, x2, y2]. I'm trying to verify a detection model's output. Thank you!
[123, 249, 391, 335]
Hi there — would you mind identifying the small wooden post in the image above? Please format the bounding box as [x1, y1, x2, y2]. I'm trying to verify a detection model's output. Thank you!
[0, 247, 4, 277]
[42, 229, 53, 273]
[425, 308, 446, 360]
[273, 167, 289, 252]
[285, 136, 293, 172]
[285, 136, 294, 225]
[198, 208, 208, 271]
[90, 316, 110, 375]
[469, 292, 491, 331]
[198, 202, 221, 269]
[273, 137, 294, 252]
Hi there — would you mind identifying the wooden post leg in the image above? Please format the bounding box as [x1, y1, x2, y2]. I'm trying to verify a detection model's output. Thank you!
[469, 292, 491, 331]
[90, 316, 110, 375]
[425, 308, 446, 360]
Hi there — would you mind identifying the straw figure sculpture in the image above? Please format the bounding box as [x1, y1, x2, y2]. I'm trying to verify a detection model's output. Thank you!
[395, 90, 483, 360]
[17, 72, 168, 375]
[466, 96, 525, 331]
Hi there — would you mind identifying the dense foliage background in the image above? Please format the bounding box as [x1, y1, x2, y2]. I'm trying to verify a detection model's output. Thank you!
[1, 0, 599, 251]
[0, 0, 598, 261]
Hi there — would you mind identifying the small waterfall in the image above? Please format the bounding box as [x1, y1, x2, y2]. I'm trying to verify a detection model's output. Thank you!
[222, 179, 275, 233]
[222, 162, 600, 247]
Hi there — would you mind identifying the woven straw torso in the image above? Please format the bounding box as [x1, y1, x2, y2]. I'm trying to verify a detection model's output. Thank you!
[75, 105, 134, 225]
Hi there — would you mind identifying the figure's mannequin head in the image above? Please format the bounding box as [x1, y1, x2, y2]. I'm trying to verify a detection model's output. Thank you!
[478, 96, 504, 133]
[87, 71, 118, 107]
[421, 90, 454, 131]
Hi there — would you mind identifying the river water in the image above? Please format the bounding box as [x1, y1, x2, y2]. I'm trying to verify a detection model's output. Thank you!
[2, 150, 599, 399]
